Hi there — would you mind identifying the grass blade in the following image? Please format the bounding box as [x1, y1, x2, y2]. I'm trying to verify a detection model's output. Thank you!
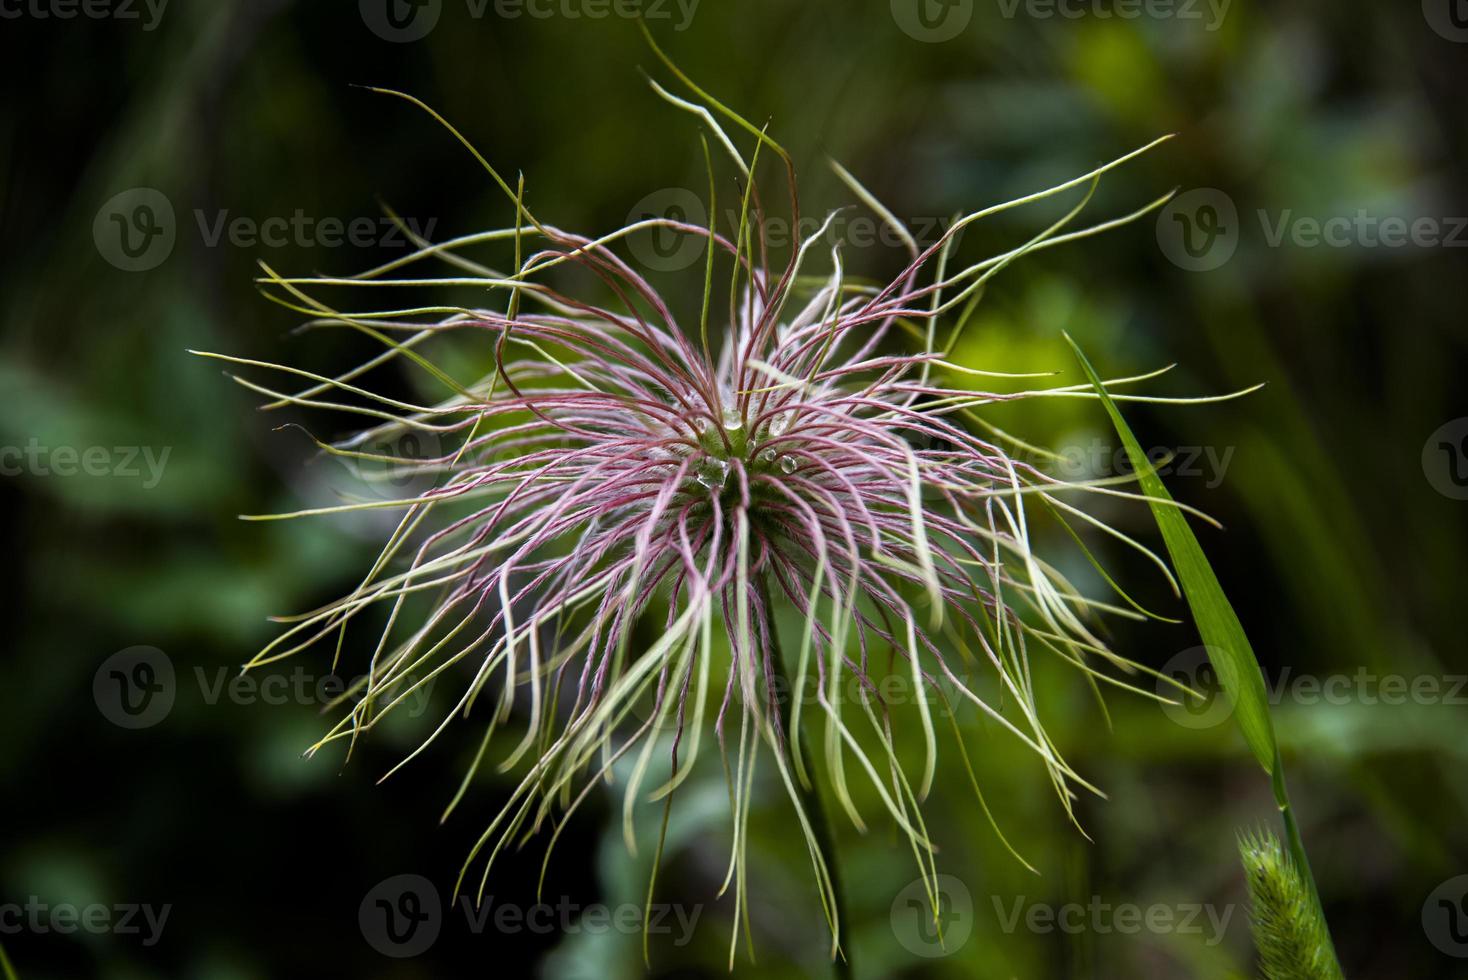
[1064, 333, 1342, 974]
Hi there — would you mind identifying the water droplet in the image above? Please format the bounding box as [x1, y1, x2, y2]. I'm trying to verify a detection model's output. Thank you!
[693, 416, 710, 434]
[778, 455, 798, 474]
[722, 408, 744, 431]
[757, 447, 776, 465]
[770, 411, 793, 436]
[696, 457, 729, 491]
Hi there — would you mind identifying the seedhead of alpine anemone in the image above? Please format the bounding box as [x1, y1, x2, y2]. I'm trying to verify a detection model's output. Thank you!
[204, 53, 1237, 968]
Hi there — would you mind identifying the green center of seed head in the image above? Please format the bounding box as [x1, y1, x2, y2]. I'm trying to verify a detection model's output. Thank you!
[693, 407, 798, 494]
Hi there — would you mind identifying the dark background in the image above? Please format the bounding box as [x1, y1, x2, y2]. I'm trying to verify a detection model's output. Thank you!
[2, 1, 1466, 977]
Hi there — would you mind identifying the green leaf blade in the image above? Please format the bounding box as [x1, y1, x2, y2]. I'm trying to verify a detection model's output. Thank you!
[1062, 333, 1277, 773]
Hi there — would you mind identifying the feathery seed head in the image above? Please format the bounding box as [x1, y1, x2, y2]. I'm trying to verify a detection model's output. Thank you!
[205, 52, 1231, 965]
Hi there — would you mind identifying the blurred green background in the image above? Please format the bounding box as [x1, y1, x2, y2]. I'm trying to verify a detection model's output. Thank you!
[2, 1, 1466, 977]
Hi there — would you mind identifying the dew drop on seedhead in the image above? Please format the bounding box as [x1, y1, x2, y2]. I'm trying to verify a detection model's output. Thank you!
[722, 408, 744, 432]
[696, 457, 730, 491]
[758, 447, 776, 465]
[770, 411, 792, 436]
[778, 454, 798, 474]
[694, 416, 711, 434]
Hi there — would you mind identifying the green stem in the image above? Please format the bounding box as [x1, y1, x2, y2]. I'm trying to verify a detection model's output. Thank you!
[758, 576, 852, 980]
[1272, 748, 1340, 969]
